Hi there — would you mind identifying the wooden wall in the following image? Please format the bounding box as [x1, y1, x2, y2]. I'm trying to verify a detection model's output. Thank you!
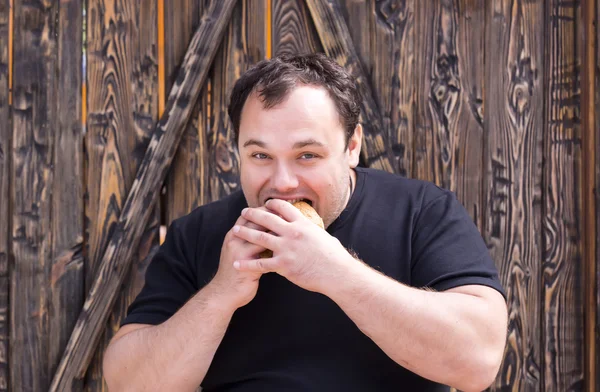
[0, 0, 598, 391]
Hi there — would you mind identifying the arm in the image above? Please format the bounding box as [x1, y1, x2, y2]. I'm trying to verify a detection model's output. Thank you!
[322, 257, 508, 392]
[231, 199, 508, 392]
[103, 282, 237, 391]
[104, 211, 268, 391]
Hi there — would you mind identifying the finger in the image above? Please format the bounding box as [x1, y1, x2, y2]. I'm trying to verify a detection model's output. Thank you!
[241, 207, 287, 234]
[232, 224, 280, 251]
[234, 257, 279, 273]
[265, 199, 303, 223]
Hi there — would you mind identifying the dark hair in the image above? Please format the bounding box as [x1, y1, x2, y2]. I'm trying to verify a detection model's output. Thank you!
[227, 53, 361, 147]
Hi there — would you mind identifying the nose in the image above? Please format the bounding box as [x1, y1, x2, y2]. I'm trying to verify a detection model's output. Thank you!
[272, 163, 299, 192]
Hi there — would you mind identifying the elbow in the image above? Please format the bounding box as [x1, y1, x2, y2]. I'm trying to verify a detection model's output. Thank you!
[455, 349, 504, 392]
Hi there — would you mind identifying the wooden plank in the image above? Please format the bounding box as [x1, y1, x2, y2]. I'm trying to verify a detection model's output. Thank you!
[484, 0, 544, 390]
[582, 0, 597, 390]
[49, 0, 85, 385]
[369, 1, 414, 179]
[597, 0, 600, 389]
[413, 0, 436, 182]
[163, 0, 209, 224]
[10, 0, 58, 390]
[207, 0, 267, 201]
[272, 0, 322, 56]
[452, 0, 485, 228]
[0, 1, 9, 390]
[83, 1, 161, 390]
[543, 0, 585, 390]
[49, 1, 236, 389]
[305, 0, 397, 174]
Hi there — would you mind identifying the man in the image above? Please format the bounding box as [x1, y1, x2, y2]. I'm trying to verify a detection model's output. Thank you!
[103, 53, 508, 391]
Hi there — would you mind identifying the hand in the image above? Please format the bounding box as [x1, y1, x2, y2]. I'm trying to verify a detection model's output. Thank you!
[230, 199, 357, 293]
[208, 207, 272, 311]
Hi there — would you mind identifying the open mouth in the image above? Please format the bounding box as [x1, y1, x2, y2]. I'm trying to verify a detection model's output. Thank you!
[266, 198, 313, 207]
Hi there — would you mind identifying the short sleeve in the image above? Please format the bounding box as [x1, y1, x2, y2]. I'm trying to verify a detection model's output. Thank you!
[121, 218, 199, 326]
[411, 188, 506, 299]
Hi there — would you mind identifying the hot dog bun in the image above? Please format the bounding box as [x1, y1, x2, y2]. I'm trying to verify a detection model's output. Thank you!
[259, 200, 323, 258]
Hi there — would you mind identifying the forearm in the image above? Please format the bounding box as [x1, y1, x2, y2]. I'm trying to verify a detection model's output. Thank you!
[324, 260, 504, 391]
[103, 283, 235, 391]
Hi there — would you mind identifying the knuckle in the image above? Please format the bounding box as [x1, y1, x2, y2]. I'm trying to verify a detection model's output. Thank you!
[292, 230, 303, 240]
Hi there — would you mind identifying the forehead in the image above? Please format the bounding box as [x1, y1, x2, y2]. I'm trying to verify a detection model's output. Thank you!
[238, 85, 345, 144]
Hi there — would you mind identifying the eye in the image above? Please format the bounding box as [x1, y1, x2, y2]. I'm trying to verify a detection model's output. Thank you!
[299, 153, 319, 160]
[251, 152, 270, 160]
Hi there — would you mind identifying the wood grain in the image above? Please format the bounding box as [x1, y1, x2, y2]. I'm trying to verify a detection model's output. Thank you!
[0, 1, 9, 390]
[49, 2, 236, 389]
[484, 0, 544, 390]
[414, 0, 482, 197]
[49, 0, 85, 385]
[207, 0, 267, 201]
[272, 0, 322, 56]
[164, 0, 209, 224]
[305, 0, 397, 174]
[543, 0, 585, 390]
[83, 1, 160, 390]
[582, 0, 598, 390]
[370, 0, 414, 178]
[597, 0, 600, 389]
[453, 0, 485, 229]
[10, 0, 58, 390]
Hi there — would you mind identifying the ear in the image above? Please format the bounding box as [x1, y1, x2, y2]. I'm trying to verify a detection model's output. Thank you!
[347, 124, 363, 168]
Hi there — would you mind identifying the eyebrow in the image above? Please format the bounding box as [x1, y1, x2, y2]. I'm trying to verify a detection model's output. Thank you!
[242, 138, 326, 149]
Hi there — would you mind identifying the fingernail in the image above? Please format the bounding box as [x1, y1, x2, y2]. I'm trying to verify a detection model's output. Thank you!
[233, 225, 240, 233]
[233, 261, 240, 269]
[242, 208, 248, 215]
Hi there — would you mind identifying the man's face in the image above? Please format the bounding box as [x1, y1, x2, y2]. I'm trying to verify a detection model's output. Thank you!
[237, 85, 362, 228]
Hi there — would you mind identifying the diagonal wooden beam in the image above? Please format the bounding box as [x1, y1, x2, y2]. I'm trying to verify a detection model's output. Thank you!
[49, 1, 237, 390]
[305, 0, 398, 174]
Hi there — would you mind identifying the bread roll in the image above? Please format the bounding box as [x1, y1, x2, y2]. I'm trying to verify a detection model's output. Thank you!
[259, 200, 323, 258]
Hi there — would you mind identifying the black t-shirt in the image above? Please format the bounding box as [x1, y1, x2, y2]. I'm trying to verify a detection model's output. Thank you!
[123, 166, 506, 391]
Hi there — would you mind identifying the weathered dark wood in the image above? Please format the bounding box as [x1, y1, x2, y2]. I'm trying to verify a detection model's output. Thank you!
[0, 1, 9, 390]
[582, 1, 597, 390]
[543, 1, 585, 390]
[49, 0, 85, 385]
[49, 1, 237, 390]
[305, 0, 397, 174]
[414, 0, 482, 201]
[484, 1, 544, 390]
[413, 0, 436, 183]
[596, 0, 600, 389]
[207, 0, 267, 201]
[337, 0, 413, 178]
[453, 0, 485, 229]
[370, 0, 414, 179]
[272, 0, 322, 56]
[10, 0, 58, 390]
[164, 0, 209, 224]
[83, 1, 161, 390]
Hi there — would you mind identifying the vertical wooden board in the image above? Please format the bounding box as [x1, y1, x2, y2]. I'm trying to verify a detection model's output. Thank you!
[272, 0, 323, 56]
[543, 1, 585, 390]
[453, 0, 485, 228]
[207, 0, 267, 201]
[484, 0, 544, 391]
[164, 0, 210, 224]
[597, 0, 600, 388]
[337, 0, 372, 76]
[412, 0, 437, 183]
[10, 0, 58, 390]
[84, 1, 160, 390]
[48, 0, 85, 380]
[0, 1, 9, 390]
[370, 0, 414, 178]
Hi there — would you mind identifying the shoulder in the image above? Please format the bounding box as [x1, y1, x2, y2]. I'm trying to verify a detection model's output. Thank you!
[356, 166, 451, 212]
